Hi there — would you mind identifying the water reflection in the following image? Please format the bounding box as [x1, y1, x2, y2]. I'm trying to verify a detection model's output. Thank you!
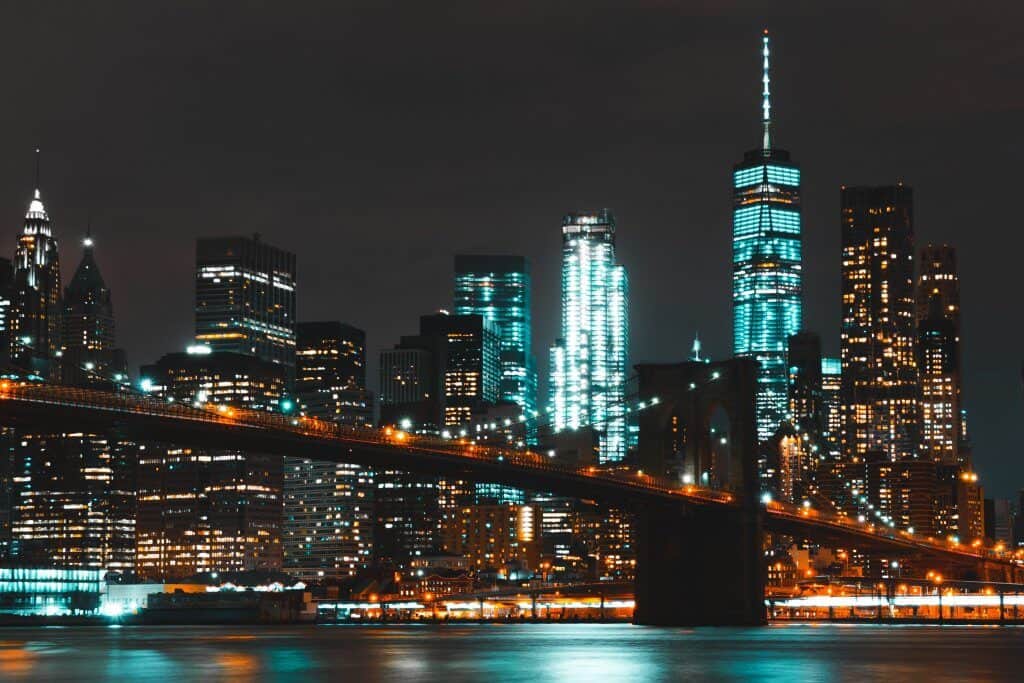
[0, 623, 1019, 681]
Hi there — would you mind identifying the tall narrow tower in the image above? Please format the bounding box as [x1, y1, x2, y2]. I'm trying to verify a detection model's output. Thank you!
[732, 31, 803, 445]
[549, 210, 629, 463]
[12, 151, 62, 381]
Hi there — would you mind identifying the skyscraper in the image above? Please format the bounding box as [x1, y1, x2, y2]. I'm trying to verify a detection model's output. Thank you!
[840, 185, 919, 464]
[732, 31, 802, 444]
[549, 209, 629, 463]
[12, 162, 62, 381]
[454, 255, 537, 426]
[295, 321, 371, 425]
[380, 313, 500, 431]
[284, 321, 374, 582]
[61, 234, 128, 388]
[916, 245, 964, 465]
[840, 185, 926, 530]
[194, 236, 296, 378]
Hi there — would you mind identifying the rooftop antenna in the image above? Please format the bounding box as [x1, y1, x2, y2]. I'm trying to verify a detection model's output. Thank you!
[761, 30, 772, 152]
[34, 147, 41, 197]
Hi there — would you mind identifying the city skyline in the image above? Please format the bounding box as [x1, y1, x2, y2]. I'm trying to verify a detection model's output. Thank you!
[0, 5, 1022, 496]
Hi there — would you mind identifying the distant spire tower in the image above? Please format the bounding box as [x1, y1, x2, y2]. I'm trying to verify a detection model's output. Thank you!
[761, 30, 772, 151]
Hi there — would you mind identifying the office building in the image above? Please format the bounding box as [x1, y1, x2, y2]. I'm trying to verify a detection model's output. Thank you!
[454, 255, 537, 429]
[9, 433, 136, 571]
[284, 321, 374, 582]
[61, 234, 128, 388]
[732, 32, 802, 444]
[295, 321, 372, 425]
[194, 236, 296, 378]
[135, 350, 286, 578]
[549, 209, 629, 462]
[380, 313, 499, 431]
[11, 174, 62, 381]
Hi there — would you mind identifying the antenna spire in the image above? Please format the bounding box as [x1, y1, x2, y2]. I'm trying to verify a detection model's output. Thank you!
[761, 30, 772, 152]
[34, 147, 41, 191]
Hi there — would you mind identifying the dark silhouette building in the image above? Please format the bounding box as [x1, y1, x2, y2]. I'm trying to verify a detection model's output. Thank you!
[61, 234, 128, 388]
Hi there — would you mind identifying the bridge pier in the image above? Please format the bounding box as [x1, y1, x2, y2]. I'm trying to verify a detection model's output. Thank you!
[634, 502, 764, 626]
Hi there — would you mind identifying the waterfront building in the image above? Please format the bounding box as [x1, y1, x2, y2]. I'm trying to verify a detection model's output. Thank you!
[549, 209, 629, 462]
[135, 350, 286, 578]
[60, 234, 128, 388]
[9, 433, 136, 571]
[11, 168, 62, 381]
[732, 32, 802, 445]
[283, 321, 374, 582]
[441, 501, 540, 575]
[194, 236, 296, 379]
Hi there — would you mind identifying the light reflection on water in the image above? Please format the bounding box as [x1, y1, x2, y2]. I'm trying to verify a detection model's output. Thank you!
[0, 623, 1019, 682]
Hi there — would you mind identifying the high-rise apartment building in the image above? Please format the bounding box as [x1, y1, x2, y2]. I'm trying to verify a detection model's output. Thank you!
[284, 321, 374, 582]
[549, 209, 629, 462]
[732, 32, 802, 444]
[840, 185, 927, 529]
[916, 245, 964, 465]
[840, 185, 920, 464]
[194, 236, 296, 378]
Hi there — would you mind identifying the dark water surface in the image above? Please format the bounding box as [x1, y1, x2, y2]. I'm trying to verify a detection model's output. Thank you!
[0, 623, 1020, 681]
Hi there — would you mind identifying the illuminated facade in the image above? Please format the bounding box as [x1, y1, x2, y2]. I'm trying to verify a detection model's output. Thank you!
[284, 321, 374, 582]
[380, 313, 499, 430]
[441, 502, 540, 574]
[194, 236, 296, 378]
[917, 245, 964, 465]
[454, 255, 535, 504]
[732, 32, 802, 444]
[61, 235, 128, 388]
[549, 209, 629, 462]
[454, 255, 537, 428]
[12, 180, 62, 381]
[295, 321, 372, 425]
[136, 351, 285, 578]
[9, 433, 136, 571]
[840, 185, 920, 465]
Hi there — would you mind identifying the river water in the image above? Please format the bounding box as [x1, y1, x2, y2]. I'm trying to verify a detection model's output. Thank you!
[0, 623, 1021, 681]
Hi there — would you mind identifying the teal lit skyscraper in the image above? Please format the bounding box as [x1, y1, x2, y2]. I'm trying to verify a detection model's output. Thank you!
[732, 31, 802, 443]
[549, 210, 629, 463]
[454, 255, 537, 425]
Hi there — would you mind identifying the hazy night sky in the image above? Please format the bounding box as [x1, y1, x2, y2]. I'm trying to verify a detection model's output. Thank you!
[0, 2, 1021, 495]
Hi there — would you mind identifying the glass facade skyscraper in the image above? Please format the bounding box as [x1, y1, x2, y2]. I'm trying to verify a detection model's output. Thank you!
[732, 32, 803, 444]
[549, 209, 629, 463]
[454, 255, 537, 427]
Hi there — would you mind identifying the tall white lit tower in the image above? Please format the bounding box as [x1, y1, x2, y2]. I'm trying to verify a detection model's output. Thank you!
[549, 209, 629, 462]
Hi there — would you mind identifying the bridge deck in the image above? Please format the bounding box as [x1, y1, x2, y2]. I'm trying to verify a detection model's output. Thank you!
[0, 381, 1017, 571]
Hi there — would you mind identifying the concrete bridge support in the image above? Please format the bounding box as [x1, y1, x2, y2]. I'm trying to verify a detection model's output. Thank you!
[634, 502, 764, 626]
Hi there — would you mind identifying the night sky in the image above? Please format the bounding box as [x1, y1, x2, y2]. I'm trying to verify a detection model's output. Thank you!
[0, 3, 1021, 495]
